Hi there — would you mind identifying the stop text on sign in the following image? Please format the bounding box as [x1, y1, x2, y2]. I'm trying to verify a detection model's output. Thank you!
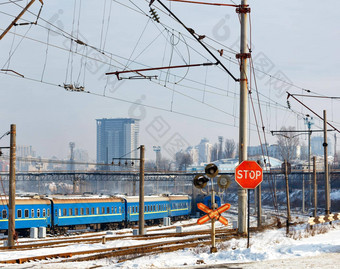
[236, 170, 262, 180]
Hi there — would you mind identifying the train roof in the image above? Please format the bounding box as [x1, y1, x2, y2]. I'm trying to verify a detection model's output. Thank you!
[169, 195, 191, 201]
[0, 195, 50, 205]
[48, 195, 125, 204]
[125, 195, 169, 203]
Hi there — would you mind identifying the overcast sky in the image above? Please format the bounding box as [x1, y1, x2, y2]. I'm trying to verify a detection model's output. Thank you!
[0, 0, 339, 161]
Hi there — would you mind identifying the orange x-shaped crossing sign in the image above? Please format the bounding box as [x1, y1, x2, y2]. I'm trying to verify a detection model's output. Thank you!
[197, 203, 230, 226]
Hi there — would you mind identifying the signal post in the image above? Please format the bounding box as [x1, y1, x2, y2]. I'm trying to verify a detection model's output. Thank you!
[235, 160, 263, 247]
[193, 163, 231, 253]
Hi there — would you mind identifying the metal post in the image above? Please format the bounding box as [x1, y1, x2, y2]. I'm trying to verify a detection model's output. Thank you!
[8, 124, 16, 248]
[247, 189, 250, 248]
[302, 174, 305, 213]
[323, 111, 330, 215]
[238, 0, 249, 235]
[210, 178, 217, 253]
[313, 156, 317, 217]
[139, 145, 145, 235]
[257, 183, 262, 227]
[308, 129, 312, 208]
[284, 160, 291, 235]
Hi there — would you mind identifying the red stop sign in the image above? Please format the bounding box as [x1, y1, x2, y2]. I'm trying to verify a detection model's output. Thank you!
[235, 160, 263, 189]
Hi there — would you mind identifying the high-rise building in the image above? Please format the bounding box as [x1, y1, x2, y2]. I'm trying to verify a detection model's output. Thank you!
[197, 138, 212, 164]
[311, 136, 333, 156]
[96, 118, 140, 165]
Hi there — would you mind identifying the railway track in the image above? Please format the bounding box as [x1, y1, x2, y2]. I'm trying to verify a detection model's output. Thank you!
[0, 221, 198, 249]
[0, 227, 235, 251]
[0, 233, 234, 264]
[0, 222, 279, 264]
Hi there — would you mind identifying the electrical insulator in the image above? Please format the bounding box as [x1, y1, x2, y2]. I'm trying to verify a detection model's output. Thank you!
[149, 8, 160, 23]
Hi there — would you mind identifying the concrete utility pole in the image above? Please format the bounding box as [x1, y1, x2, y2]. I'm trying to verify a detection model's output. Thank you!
[139, 145, 145, 235]
[323, 111, 330, 215]
[8, 124, 16, 248]
[238, 0, 250, 235]
[313, 156, 317, 217]
[284, 160, 291, 235]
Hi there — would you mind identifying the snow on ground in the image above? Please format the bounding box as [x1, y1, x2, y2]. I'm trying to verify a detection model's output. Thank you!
[1, 217, 339, 269]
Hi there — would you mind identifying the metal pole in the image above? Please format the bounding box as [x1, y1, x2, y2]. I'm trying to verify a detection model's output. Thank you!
[308, 129, 312, 209]
[323, 111, 330, 215]
[313, 156, 317, 217]
[210, 178, 217, 253]
[139, 145, 145, 235]
[0, 0, 37, 40]
[238, 0, 249, 235]
[284, 160, 291, 235]
[247, 189, 250, 248]
[257, 183, 262, 227]
[302, 174, 305, 213]
[8, 124, 16, 248]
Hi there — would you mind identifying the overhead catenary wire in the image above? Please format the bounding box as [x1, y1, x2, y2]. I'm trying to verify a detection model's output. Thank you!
[1, 0, 336, 134]
[4, 0, 331, 101]
[0, 23, 313, 125]
[0, 4, 308, 116]
[0, 70, 250, 129]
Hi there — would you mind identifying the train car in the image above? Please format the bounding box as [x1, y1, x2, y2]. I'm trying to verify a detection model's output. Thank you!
[202, 195, 221, 210]
[125, 195, 170, 225]
[0, 195, 51, 235]
[169, 195, 192, 220]
[51, 195, 125, 231]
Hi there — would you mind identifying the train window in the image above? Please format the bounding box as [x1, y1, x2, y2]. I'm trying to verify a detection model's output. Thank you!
[132, 207, 135, 213]
[153, 205, 155, 211]
[96, 207, 99, 214]
[32, 209, 35, 218]
[63, 208, 67, 216]
[58, 209, 61, 217]
[37, 209, 41, 218]
[119, 207, 121, 213]
[86, 208, 89, 215]
[43, 209, 46, 217]
[145, 205, 147, 212]
[69, 208, 73, 216]
[102, 207, 105, 214]
[107, 207, 110, 214]
[91, 208, 95, 215]
[47, 209, 50, 217]
[75, 208, 79, 216]
[111, 207, 114, 214]
[17, 209, 22, 218]
[81, 208, 84, 215]
[136, 206, 138, 213]
[55, 209, 58, 217]
[115, 207, 117, 214]
[2, 209, 7, 219]
[25, 209, 29, 218]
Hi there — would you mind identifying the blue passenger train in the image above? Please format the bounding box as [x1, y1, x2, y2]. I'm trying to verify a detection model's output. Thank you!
[0, 194, 192, 235]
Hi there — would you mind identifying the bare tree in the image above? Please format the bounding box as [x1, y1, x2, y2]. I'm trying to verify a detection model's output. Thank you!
[175, 152, 192, 171]
[277, 126, 300, 161]
[224, 139, 236, 158]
